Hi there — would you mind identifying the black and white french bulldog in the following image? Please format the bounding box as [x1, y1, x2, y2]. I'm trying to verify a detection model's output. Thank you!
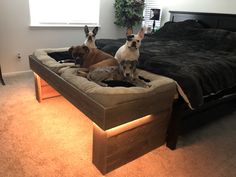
[84, 25, 99, 48]
[115, 27, 145, 63]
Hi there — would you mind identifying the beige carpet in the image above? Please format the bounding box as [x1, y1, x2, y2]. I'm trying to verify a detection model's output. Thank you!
[0, 72, 236, 177]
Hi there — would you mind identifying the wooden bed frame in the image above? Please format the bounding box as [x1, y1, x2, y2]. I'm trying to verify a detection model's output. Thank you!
[29, 55, 176, 174]
[169, 10, 236, 31]
[166, 11, 236, 150]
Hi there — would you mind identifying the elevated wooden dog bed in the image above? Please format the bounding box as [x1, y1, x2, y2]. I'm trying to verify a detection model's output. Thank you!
[29, 48, 177, 174]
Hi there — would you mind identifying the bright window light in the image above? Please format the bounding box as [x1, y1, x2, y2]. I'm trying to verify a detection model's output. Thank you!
[143, 0, 162, 30]
[29, 0, 100, 27]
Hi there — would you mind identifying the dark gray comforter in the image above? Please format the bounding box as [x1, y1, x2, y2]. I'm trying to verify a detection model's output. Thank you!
[96, 20, 236, 108]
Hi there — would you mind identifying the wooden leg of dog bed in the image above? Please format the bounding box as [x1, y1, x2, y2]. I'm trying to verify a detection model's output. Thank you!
[34, 73, 42, 102]
[33, 73, 61, 102]
[92, 111, 172, 174]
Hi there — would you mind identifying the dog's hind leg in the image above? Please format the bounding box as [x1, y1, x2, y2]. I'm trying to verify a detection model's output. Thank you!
[130, 78, 151, 88]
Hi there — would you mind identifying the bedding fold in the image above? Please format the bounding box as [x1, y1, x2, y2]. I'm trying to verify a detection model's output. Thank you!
[96, 20, 236, 108]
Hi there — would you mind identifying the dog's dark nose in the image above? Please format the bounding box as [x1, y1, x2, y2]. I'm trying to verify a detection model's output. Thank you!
[75, 56, 83, 65]
[125, 73, 130, 77]
[131, 41, 136, 47]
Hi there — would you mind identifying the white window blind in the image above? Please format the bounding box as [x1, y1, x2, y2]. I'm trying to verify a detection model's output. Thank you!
[29, 0, 100, 27]
[143, 0, 162, 30]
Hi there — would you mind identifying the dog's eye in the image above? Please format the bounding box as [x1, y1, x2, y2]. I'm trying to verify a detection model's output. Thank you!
[127, 35, 134, 41]
[137, 40, 140, 43]
[127, 38, 132, 41]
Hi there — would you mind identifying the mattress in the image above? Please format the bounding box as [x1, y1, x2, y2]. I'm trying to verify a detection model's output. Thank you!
[96, 20, 236, 109]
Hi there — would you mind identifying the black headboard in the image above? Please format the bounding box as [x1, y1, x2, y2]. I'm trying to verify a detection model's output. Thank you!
[169, 11, 236, 31]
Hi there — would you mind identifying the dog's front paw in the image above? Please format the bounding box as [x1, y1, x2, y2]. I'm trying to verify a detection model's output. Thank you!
[96, 81, 108, 87]
[77, 70, 88, 77]
[145, 83, 151, 88]
[140, 82, 151, 88]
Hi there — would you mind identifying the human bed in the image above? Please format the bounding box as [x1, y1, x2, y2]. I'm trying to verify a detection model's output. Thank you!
[95, 11, 236, 149]
[29, 11, 236, 173]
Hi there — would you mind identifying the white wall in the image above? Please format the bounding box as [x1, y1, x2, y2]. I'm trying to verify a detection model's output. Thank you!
[0, 0, 125, 74]
[1, 0, 236, 73]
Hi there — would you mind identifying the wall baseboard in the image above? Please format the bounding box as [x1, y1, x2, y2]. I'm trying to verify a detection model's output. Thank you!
[3, 70, 33, 76]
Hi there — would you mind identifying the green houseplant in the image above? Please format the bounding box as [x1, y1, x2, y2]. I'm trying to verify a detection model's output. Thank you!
[114, 0, 145, 34]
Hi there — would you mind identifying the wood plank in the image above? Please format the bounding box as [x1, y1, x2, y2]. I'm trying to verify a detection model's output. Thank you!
[92, 124, 107, 173]
[29, 55, 176, 130]
[34, 73, 61, 101]
[104, 90, 175, 129]
[29, 55, 106, 127]
[33, 73, 42, 102]
[92, 111, 171, 174]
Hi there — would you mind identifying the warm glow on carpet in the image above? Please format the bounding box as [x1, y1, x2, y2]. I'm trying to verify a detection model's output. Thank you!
[17, 98, 93, 171]
[2, 71, 234, 177]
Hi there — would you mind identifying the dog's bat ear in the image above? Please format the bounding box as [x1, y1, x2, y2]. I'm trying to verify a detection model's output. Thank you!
[127, 34, 134, 41]
[92, 27, 99, 36]
[126, 29, 133, 36]
[68, 46, 74, 54]
[138, 27, 145, 39]
[82, 45, 90, 53]
[84, 25, 89, 34]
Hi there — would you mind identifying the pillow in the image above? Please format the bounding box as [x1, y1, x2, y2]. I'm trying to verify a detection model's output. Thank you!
[48, 51, 73, 62]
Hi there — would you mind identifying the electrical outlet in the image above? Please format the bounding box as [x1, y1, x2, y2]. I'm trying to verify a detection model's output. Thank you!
[17, 53, 21, 60]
